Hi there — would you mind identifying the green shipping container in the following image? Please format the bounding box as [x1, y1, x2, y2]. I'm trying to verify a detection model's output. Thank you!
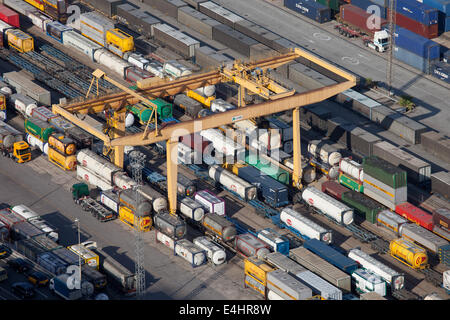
[128, 99, 173, 123]
[316, 0, 340, 11]
[339, 173, 364, 193]
[363, 156, 407, 189]
[341, 190, 384, 223]
[245, 153, 290, 185]
[24, 118, 55, 143]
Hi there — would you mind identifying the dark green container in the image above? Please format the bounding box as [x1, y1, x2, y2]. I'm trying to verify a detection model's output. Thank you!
[341, 189, 384, 223]
[363, 156, 407, 189]
[316, 0, 340, 11]
[338, 173, 364, 193]
[24, 118, 55, 143]
[245, 152, 290, 185]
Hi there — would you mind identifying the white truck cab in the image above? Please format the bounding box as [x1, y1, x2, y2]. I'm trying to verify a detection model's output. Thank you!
[367, 30, 389, 52]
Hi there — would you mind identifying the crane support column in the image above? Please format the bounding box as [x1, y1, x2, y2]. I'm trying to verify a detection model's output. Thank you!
[113, 112, 125, 168]
[166, 138, 179, 215]
[292, 107, 302, 189]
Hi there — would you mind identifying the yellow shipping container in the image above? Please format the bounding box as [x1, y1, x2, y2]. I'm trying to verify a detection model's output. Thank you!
[389, 238, 428, 270]
[67, 244, 100, 269]
[106, 28, 134, 53]
[244, 257, 276, 286]
[118, 205, 152, 232]
[48, 147, 76, 171]
[48, 134, 76, 155]
[6, 29, 34, 53]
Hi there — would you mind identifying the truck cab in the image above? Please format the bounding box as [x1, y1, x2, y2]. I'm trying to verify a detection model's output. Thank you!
[367, 30, 389, 53]
[71, 183, 90, 202]
[13, 141, 31, 163]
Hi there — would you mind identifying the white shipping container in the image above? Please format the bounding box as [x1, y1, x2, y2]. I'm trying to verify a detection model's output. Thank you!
[10, 93, 38, 118]
[62, 30, 102, 61]
[28, 218, 58, 242]
[0, 20, 13, 33]
[156, 230, 175, 250]
[352, 268, 387, 296]
[80, 11, 114, 44]
[257, 228, 287, 253]
[77, 149, 120, 184]
[94, 49, 132, 79]
[194, 190, 225, 216]
[348, 248, 404, 290]
[295, 270, 343, 300]
[200, 128, 245, 157]
[145, 62, 164, 78]
[266, 269, 312, 300]
[258, 129, 282, 151]
[26, 133, 48, 154]
[127, 53, 149, 70]
[339, 157, 364, 181]
[208, 165, 257, 201]
[280, 208, 332, 243]
[302, 187, 354, 225]
[163, 60, 192, 78]
[195, 85, 215, 97]
[179, 197, 205, 221]
[193, 236, 226, 265]
[77, 165, 113, 191]
[264, 252, 306, 275]
[11, 205, 39, 221]
[210, 98, 235, 113]
[100, 190, 119, 213]
[174, 239, 206, 267]
[308, 140, 342, 166]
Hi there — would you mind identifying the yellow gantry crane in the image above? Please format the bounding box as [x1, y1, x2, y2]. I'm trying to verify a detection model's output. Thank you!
[52, 48, 357, 214]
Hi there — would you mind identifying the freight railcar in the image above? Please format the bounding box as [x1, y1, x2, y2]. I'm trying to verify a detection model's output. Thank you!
[208, 165, 257, 201]
[22, 0, 68, 23]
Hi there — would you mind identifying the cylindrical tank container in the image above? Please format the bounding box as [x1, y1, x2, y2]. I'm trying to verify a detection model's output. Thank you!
[198, 108, 215, 118]
[118, 205, 152, 232]
[208, 165, 257, 201]
[10, 93, 38, 118]
[48, 133, 76, 155]
[389, 238, 428, 269]
[193, 236, 226, 265]
[77, 149, 120, 184]
[163, 60, 192, 78]
[76, 165, 113, 191]
[47, 147, 76, 171]
[118, 188, 152, 217]
[202, 213, 236, 242]
[154, 211, 187, 240]
[195, 85, 215, 97]
[125, 113, 134, 127]
[376, 210, 409, 236]
[137, 184, 167, 213]
[178, 197, 204, 221]
[24, 118, 54, 143]
[94, 48, 132, 79]
[281, 208, 332, 243]
[0, 126, 22, 149]
[174, 239, 206, 267]
[302, 187, 354, 225]
[234, 233, 270, 259]
[25, 133, 48, 154]
[308, 140, 342, 166]
[210, 98, 235, 113]
[156, 230, 175, 250]
[113, 172, 137, 190]
[339, 157, 364, 182]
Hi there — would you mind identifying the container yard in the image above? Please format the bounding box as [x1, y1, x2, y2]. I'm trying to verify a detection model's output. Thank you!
[0, 0, 447, 308]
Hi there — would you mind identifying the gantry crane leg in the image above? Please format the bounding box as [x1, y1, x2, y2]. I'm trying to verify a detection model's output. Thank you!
[166, 138, 178, 215]
[292, 107, 303, 191]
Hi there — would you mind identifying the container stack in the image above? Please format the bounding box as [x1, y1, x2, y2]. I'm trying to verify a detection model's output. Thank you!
[392, 26, 440, 74]
[362, 156, 407, 210]
[421, 0, 450, 33]
[47, 132, 77, 171]
[244, 256, 276, 298]
[283, 0, 332, 24]
[431, 50, 449, 84]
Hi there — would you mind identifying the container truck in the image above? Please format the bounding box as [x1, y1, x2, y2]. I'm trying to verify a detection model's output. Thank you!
[0, 120, 31, 163]
[336, 4, 389, 52]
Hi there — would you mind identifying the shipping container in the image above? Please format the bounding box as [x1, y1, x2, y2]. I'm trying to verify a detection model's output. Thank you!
[339, 4, 388, 35]
[389, 238, 428, 269]
[212, 24, 258, 57]
[80, 11, 115, 46]
[267, 269, 312, 300]
[321, 180, 350, 201]
[48, 133, 76, 156]
[352, 268, 387, 296]
[177, 6, 220, 39]
[179, 197, 204, 222]
[10, 221, 44, 241]
[153, 24, 200, 58]
[67, 244, 99, 269]
[154, 211, 187, 240]
[284, 0, 331, 23]
[363, 174, 407, 210]
[173, 94, 203, 118]
[198, 1, 243, 28]
[339, 173, 364, 193]
[46, 20, 72, 42]
[0, 4, 20, 28]
[24, 118, 55, 143]
[209, 165, 257, 201]
[10, 93, 37, 118]
[280, 208, 332, 243]
[289, 246, 351, 291]
[30, 106, 57, 123]
[257, 228, 290, 255]
[244, 256, 276, 286]
[37, 252, 67, 275]
[376, 209, 409, 235]
[245, 152, 290, 185]
[201, 213, 236, 242]
[6, 29, 34, 53]
[433, 208, 450, 232]
[193, 236, 226, 265]
[350, 0, 387, 18]
[392, 26, 440, 60]
[399, 223, 449, 253]
[106, 28, 134, 56]
[335, 89, 381, 120]
[395, 0, 438, 26]
[390, 10, 438, 39]
[194, 190, 225, 216]
[363, 156, 407, 189]
[234, 233, 270, 259]
[77, 165, 113, 191]
[174, 239, 206, 267]
[341, 190, 384, 223]
[420, 131, 450, 162]
[394, 45, 439, 74]
[395, 202, 433, 231]
[431, 62, 450, 84]
[431, 171, 450, 199]
[303, 239, 359, 274]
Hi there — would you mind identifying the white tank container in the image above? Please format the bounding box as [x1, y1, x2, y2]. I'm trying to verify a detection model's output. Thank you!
[26, 133, 48, 154]
[210, 98, 235, 113]
[94, 49, 132, 79]
[267, 290, 285, 300]
[174, 239, 206, 267]
[77, 165, 113, 191]
[195, 85, 215, 97]
[307, 140, 342, 166]
[156, 230, 175, 250]
[376, 210, 409, 235]
[11, 205, 39, 221]
[145, 62, 164, 78]
[200, 128, 244, 157]
[208, 165, 257, 201]
[124, 113, 134, 127]
[77, 149, 120, 184]
[302, 187, 354, 225]
[339, 157, 364, 182]
[0, 20, 12, 33]
[113, 172, 137, 190]
[328, 166, 339, 180]
[177, 142, 194, 164]
[0, 86, 12, 98]
[137, 185, 167, 213]
[11, 93, 37, 117]
[258, 129, 282, 151]
[179, 197, 204, 221]
[163, 60, 192, 78]
[193, 236, 226, 265]
[280, 208, 332, 243]
[347, 248, 404, 291]
[302, 163, 316, 184]
[127, 53, 149, 70]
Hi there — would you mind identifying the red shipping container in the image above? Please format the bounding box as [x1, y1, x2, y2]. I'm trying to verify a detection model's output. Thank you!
[395, 202, 434, 231]
[180, 132, 211, 154]
[340, 4, 388, 35]
[321, 180, 350, 201]
[389, 9, 438, 39]
[0, 5, 19, 28]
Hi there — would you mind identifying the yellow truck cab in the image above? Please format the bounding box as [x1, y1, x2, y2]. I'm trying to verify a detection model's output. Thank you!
[13, 141, 31, 163]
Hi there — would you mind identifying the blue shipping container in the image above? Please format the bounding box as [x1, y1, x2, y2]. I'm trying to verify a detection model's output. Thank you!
[396, 0, 438, 25]
[236, 165, 289, 208]
[351, 0, 387, 19]
[422, 0, 450, 16]
[392, 26, 440, 59]
[284, 0, 332, 23]
[431, 62, 450, 83]
[444, 49, 450, 63]
[303, 239, 359, 274]
[394, 45, 439, 74]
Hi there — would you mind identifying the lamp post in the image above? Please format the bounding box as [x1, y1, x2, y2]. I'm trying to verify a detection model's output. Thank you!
[74, 218, 81, 288]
